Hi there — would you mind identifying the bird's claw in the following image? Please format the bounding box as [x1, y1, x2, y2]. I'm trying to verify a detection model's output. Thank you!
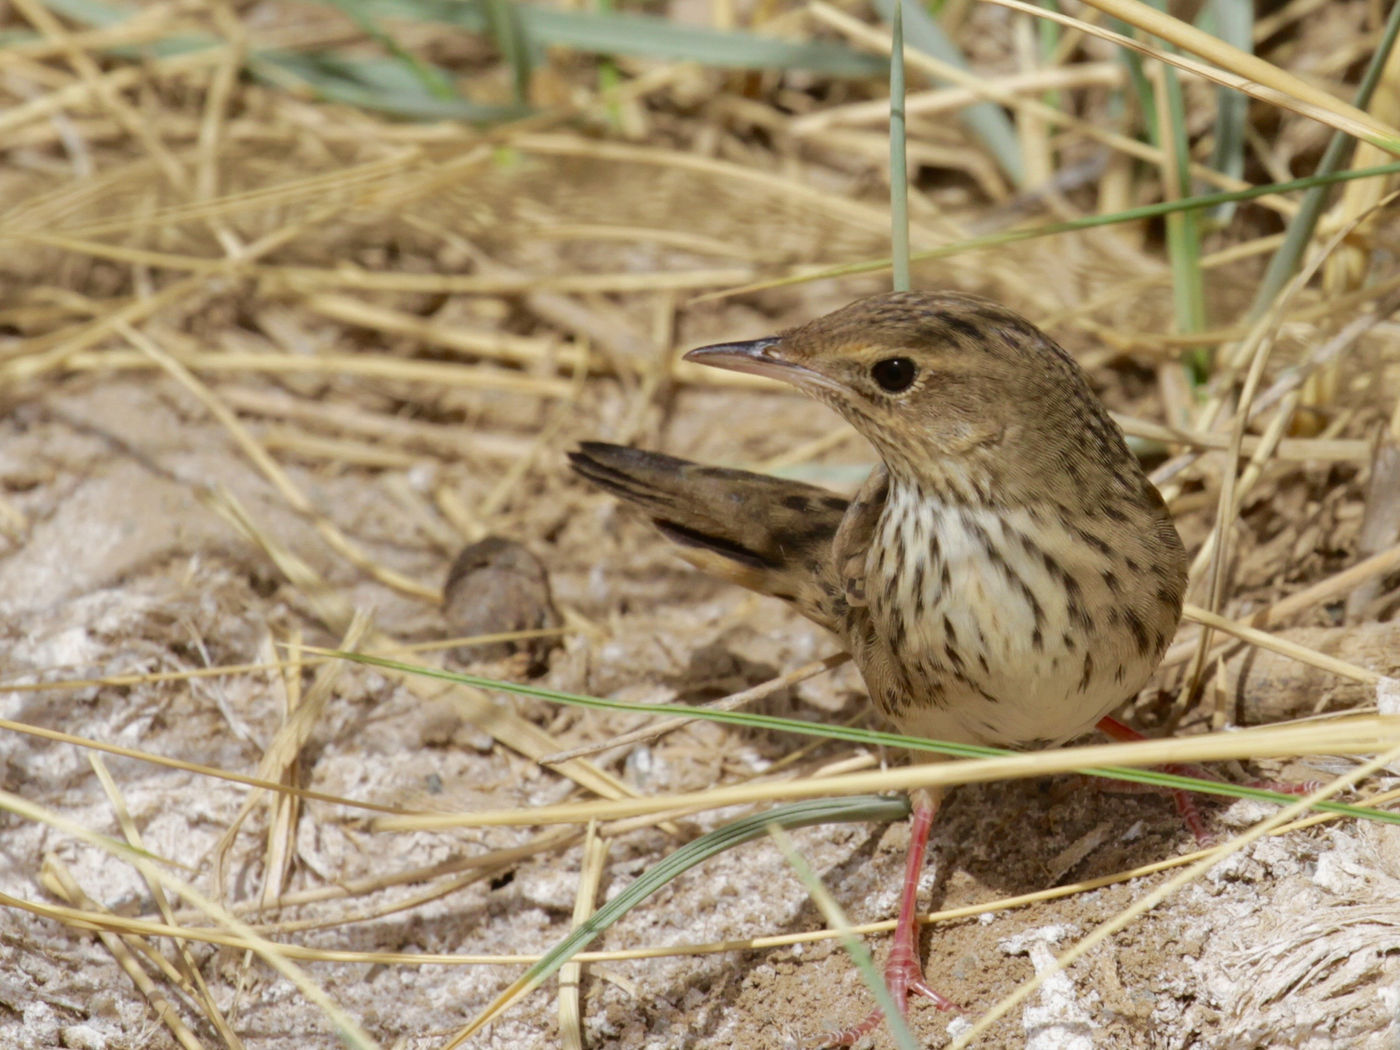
[820, 948, 958, 1047]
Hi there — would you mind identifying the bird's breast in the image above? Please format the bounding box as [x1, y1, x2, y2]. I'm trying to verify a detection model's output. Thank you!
[851, 487, 1174, 749]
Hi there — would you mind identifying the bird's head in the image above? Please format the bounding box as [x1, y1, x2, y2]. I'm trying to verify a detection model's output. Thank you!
[685, 290, 1119, 494]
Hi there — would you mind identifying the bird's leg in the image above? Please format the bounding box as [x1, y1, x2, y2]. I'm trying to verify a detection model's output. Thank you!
[824, 789, 957, 1048]
[1094, 716, 1321, 846]
[1095, 715, 1212, 842]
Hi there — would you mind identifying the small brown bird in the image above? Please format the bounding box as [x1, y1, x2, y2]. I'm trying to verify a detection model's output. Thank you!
[570, 290, 1187, 1042]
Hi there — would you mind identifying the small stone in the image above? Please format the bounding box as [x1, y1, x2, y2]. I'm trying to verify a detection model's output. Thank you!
[443, 536, 562, 673]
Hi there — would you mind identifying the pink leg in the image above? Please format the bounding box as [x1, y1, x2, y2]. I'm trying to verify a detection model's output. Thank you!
[1095, 716, 1321, 846]
[1096, 715, 1212, 844]
[825, 793, 957, 1047]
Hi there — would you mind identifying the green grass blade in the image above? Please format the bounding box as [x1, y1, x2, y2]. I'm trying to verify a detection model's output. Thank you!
[1161, 60, 1209, 378]
[504, 797, 910, 1004]
[1115, 6, 1207, 378]
[1201, 0, 1252, 223]
[364, 0, 886, 75]
[889, 0, 910, 293]
[478, 0, 534, 104]
[252, 51, 529, 121]
[34, 0, 124, 27]
[321, 0, 459, 101]
[769, 823, 919, 1050]
[723, 159, 1400, 292]
[34, 0, 885, 125]
[592, 0, 623, 129]
[36, 0, 526, 121]
[326, 649, 1400, 827]
[872, 0, 1025, 186]
[1038, 0, 1063, 111]
[1248, 0, 1400, 317]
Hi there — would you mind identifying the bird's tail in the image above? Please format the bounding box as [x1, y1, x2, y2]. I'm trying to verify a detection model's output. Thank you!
[568, 442, 847, 630]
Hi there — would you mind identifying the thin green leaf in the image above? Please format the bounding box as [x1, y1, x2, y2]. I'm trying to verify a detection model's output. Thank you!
[363, 0, 887, 75]
[871, 0, 1025, 187]
[253, 52, 529, 122]
[1249, 0, 1400, 317]
[33, 0, 125, 27]
[769, 823, 919, 1050]
[719, 159, 1400, 293]
[889, 0, 910, 294]
[35, 0, 883, 126]
[36, 0, 516, 121]
[1115, 7, 1207, 377]
[1117, 37, 1158, 143]
[1201, 0, 1252, 223]
[478, 0, 534, 104]
[593, 0, 624, 129]
[321, 0, 459, 101]
[327, 650, 1400, 826]
[1038, 0, 1063, 111]
[1161, 62, 1209, 378]
[506, 797, 910, 1004]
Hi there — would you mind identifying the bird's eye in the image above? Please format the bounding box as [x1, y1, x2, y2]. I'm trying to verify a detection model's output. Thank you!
[870, 357, 917, 393]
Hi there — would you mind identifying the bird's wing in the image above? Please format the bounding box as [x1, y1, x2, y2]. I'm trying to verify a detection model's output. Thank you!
[569, 442, 849, 631]
[831, 464, 888, 610]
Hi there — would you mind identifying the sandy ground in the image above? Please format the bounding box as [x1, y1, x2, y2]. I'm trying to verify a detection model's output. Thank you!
[3, 356, 1399, 1050]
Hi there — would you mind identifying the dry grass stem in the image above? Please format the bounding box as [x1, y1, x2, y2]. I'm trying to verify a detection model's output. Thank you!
[383, 718, 1400, 830]
[560, 825, 609, 1050]
[809, 1, 1304, 210]
[952, 742, 1400, 1047]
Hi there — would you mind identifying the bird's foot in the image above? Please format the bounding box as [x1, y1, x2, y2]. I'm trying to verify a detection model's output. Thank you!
[820, 937, 958, 1048]
[1095, 717, 1325, 846]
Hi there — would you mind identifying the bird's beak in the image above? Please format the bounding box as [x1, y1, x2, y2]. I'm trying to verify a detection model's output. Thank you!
[683, 338, 842, 396]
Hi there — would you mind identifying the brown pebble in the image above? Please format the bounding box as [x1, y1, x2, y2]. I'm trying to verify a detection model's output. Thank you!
[443, 537, 561, 672]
